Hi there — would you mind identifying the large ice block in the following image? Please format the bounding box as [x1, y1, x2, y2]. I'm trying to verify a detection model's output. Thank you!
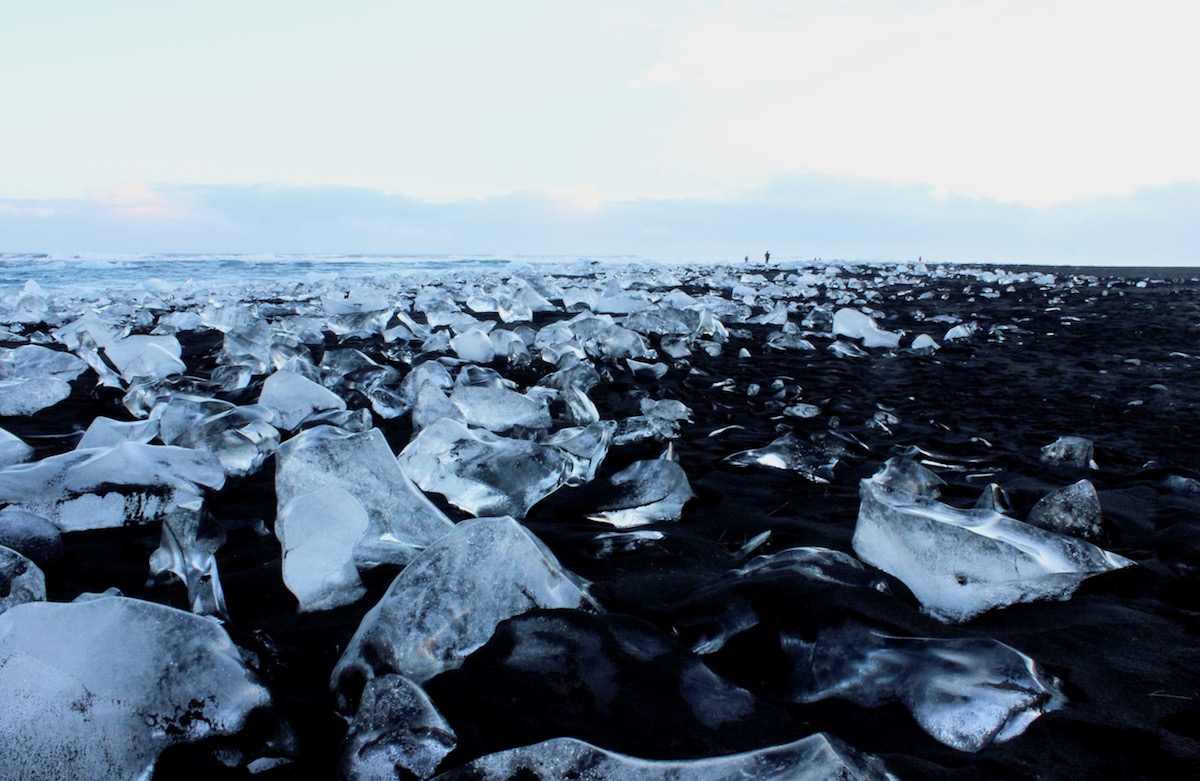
[448, 384, 553, 433]
[0, 443, 225, 532]
[275, 426, 454, 568]
[259, 369, 347, 431]
[0, 597, 276, 780]
[398, 418, 574, 518]
[852, 458, 1133, 621]
[787, 621, 1064, 751]
[276, 485, 370, 612]
[430, 734, 897, 781]
[340, 674, 457, 781]
[331, 517, 592, 704]
[0, 378, 73, 416]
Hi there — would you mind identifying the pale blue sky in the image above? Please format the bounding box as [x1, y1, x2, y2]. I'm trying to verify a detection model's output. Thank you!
[2, 0, 1197, 262]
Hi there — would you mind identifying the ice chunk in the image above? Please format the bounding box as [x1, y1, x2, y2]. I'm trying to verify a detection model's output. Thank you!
[0, 345, 88, 383]
[149, 500, 228, 616]
[588, 448, 694, 528]
[562, 386, 600, 426]
[332, 517, 593, 702]
[0, 443, 225, 532]
[944, 322, 978, 341]
[545, 421, 615, 486]
[398, 418, 573, 518]
[450, 329, 496, 363]
[449, 384, 552, 433]
[103, 334, 186, 383]
[0, 597, 276, 779]
[828, 340, 869, 358]
[340, 675, 457, 781]
[1026, 479, 1103, 539]
[430, 734, 896, 781]
[833, 308, 901, 349]
[75, 416, 159, 450]
[0, 427, 33, 467]
[910, 334, 940, 353]
[160, 401, 281, 478]
[974, 483, 1012, 513]
[852, 458, 1134, 621]
[277, 484, 371, 612]
[786, 621, 1063, 751]
[277, 426, 453, 569]
[724, 432, 839, 483]
[1039, 436, 1097, 468]
[0, 545, 45, 615]
[0, 507, 62, 564]
[0, 377, 72, 415]
[259, 369, 347, 431]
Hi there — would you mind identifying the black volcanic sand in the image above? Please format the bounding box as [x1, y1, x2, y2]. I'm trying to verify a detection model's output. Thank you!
[4, 264, 1200, 780]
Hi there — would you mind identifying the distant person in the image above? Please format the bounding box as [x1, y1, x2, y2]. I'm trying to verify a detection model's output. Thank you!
[765, 251, 770, 263]
[744, 255, 749, 263]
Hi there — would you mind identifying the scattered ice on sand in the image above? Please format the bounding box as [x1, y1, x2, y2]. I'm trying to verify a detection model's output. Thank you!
[852, 458, 1133, 622]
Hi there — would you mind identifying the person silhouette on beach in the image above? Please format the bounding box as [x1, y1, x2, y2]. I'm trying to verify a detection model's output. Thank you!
[765, 251, 770, 264]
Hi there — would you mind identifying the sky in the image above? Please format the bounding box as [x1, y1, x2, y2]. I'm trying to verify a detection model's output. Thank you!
[1, 0, 1197, 264]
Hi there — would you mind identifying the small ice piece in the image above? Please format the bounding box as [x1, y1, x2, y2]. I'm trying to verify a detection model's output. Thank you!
[340, 674, 457, 781]
[563, 386, 600, 426]
[626, 358, 667, 380]
[52, 311, 123, 351]
[639, 397, 693, 425]
[1039, 436, 1097, 468]
[974, 483, 1012, 513]
[449, 384, 553, 433]
[276, 485, 370, 612]
[783, 402, 822, 419]
[724, 432, 839, 483]
[1026, 479, 1103, 539]
[0, 443, 225, 532]
[0, 507, 62, 564]
[910, 334, 940, 353]
[259, 369, 348, 431]
[276, 426, 454, 568]
[449, 329, 496, 363]
[0, 597, 276, 780]
[429, 734, 897, 781]
[75, 416, 159, 450]
[489, 329, 532, 365]
[786, 621, 1064, 752]
[944, 322, 978, 341]
[160, 402, 281, 478]
[545, 421, 615, 486]
[0, 545, 45, 615]
[0, 427, 33, 467]
[852, 458, 1134, 622]
[0, 377, 72, 416]
[398, 418, 573, 518]
[832, 308, 901, 348]
[828, 340, 870, 359]
[331, 517, 593, 702]
[590, 530, 666, 559]
[588, 448, 694, 528]
[765, 332, 816, 351]
[873, 456, 944, 496]
[149, 500, 228, 616]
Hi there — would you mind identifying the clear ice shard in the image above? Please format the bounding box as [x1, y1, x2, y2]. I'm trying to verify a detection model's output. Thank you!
[448, 384, 553, 433]
[449, 329, 496, 363]
[0, 596, 276, 780]
[1039, 436, 1097, 468]
[0, 377, 72, 416]
[0, 427, 33, 467]
[103, 334, 186, 383]
[0, 545, 45, 615]
[588, 448, 694, 528]
[0, 345, 88, 382]
[276, 485, 370, 612]
[832, 308, 901, 349]
[1026, 479, 1103, 539]
[724, 432, 839, 483]
[0, 442, 225, 532]
[0, 507, 62, 564]
[331, 517, 593, 703]
[851, 458, 1134, 622]
[397, 418, 574, 518]
[259, 369, 347, 431]
[275, 426, 454, 568]
[148, 501, 228, 616]
[785, 621, 1064, 752]
[339, 674, 457, 781]
[75, 416, 159, 450]
[429, 734, 897, 781]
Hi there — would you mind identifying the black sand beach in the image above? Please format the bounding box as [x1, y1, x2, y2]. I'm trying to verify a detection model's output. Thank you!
[2, 262, 1199, 780]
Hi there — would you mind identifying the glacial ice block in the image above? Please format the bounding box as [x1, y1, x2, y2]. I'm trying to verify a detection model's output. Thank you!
[0, 597, 275, 780]
[0, 545, 45, 615]
[276, 485, 370, 612]
[0, 377, 72, 416]
[851, 459, 1133, 622]
[0, 442, 225, 532]
[787, 622, 1063, 752]
[258, 369, 347, 431]
[0, 507, 62, 564]
[832, 308, 901, 349]
[0, 426, 33, 467]
[275, 426, 454, 568]
[588, 448, 694, 528]
[448, 384, 553, 433]
[429, 734, 897, 781]
[1026, 479, 1103, 539]
[340, 674, 457, 781]
[331, 517, 592, 704]
[397, 418, 574, 518]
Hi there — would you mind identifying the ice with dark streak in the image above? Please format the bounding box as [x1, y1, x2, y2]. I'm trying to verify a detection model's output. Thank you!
[852, 458, 1133, 622]
[0, 545, 45, 615]
[0, 442, 225, 532]
[331, 517, 594, 705]
[785, 621, 1064, 751]
[429, 734, 896, 781]
[0, 596, 280, 781]
[723, 431, 840, 483]
[0, 507, 62, 564]
[587, 446, 694, 528]
[275, 426, 454, 568]
[340, 674, 457, 781]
